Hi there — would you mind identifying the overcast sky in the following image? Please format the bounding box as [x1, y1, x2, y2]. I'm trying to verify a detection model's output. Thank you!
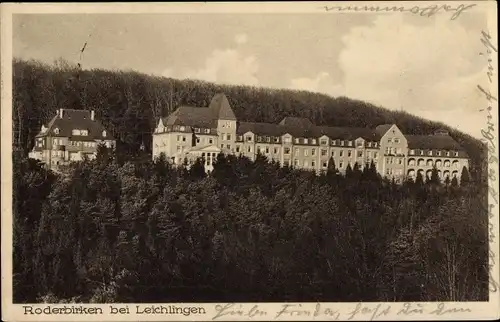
[13, 10, 493, 138]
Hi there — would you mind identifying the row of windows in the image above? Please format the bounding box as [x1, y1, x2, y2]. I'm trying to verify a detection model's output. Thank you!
[386, 168, 404, 176]
[385, 157, 404, 165]
[385, 147, 404, 155]
[239, 135, 378, 148]
[387, 138, 401, 144]
[409, 149, 460, 157]
[409, 159, 460, 168]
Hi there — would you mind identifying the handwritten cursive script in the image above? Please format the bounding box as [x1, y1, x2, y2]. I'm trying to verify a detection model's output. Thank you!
[321, 3, 476, 20]
[478, 29, 499, 294]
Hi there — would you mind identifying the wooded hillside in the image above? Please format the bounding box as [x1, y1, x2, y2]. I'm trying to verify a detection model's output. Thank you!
[12, 58, 487, 180]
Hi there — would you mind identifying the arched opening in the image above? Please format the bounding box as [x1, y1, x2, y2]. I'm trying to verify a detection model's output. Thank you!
[443, 170, 450, 179]
[444, 160, 451, 167]
[407, 169, 415, 177]
[408, 158, 416, 166]
[452, 160, 459, 168]
[426, 169, 433, 179]
[426, 159, 433, 167]
[435, 159, 442, 167]
[452, 170, 458, 178]
[417, 158, 425, 166]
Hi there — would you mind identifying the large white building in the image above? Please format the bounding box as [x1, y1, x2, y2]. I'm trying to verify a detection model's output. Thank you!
[152, 93, 469, 182]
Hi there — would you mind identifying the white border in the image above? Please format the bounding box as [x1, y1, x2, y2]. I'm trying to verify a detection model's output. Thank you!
[1, 2, 499, 321]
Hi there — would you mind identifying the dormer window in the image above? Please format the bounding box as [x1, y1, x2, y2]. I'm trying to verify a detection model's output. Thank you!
[72, 129, 80, 136]
[312, 139, 317, 144]
[180, 126, 185, 131]
[295, 138, 300, 144]
[304, 138, 308, 144]
[53, 128, 60, 135]
[102, 130, 107, 137]
[348, 141, 353, 147]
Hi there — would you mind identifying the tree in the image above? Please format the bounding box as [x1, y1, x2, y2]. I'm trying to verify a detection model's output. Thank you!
[189, 157, 206, 179]
[451, 176, 459, 187]
[415, 171, 424, 186]
[460, 166, 471, 186]
[428, 166, 441, 185]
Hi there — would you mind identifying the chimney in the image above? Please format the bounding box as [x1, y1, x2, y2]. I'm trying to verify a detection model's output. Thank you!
[59, 109, 64, 118]
[91, 110, 95, 121]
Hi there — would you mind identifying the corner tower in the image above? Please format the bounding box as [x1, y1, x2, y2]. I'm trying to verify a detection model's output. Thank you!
[210, 93, 237, 153]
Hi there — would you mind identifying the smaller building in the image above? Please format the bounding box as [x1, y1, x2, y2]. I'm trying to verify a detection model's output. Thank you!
[28, 109, 115, 171]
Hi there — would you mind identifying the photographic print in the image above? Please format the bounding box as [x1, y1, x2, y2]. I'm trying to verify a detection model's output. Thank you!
[1, 1, 499, 321]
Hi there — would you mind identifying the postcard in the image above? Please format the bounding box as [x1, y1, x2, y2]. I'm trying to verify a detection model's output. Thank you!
[1, 1, 499, 321]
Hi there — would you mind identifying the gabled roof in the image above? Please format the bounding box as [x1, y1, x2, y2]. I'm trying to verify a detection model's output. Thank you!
[36, 109, 114, 141]
[406, 134, 466, 151]
[163, 106, 217, 128]
[209, 93, 237, 121]
[374, 124, 394, 137]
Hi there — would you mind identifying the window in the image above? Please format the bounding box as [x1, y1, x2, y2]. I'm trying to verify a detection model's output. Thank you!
[312, 148, 316, 156]
[398, 158, 403, 165]
[295, 148, 299, 155]
[266, 136, 271, 143]
[274, 147, 279, 154]
[182, 136, 186, 142]
[226, 144, 231, 149]
[295, 138, 300, 144]
[304, 149, 309, 156]
[196, 138, 200, 144]
[246, 136, 252, 142]
[294, 159, 299, 167]
[396, 147, 402, 155]
[331, 140, 336, 146]
[348, 141, 353, 147]
[177, 146, 181, 152]
[410, 150, 415, 155]
[274, 137, 279, 143]
[236, 146, 240, 153]
[257, 146, 261, 153]
[394, 138, 400, 144]
[367, 142, 371, 147]
[428, 150, 432, 156]
[311, 161, 316, 167]
[454, 152, 459, 157]
[348, 150, 352, 158]
[227, 134, 232, 141]
[321, 139, 328, 145]
[53, 128, 60, 134]
[356, 141, 364, 148]
[374, 152, 378, 158]
[247, 146, 252, 153]
[388, 138, 393, 143]
[367, 151, 371, 158]
[312, 139, 317, 144]
[179, 126, 185, 131]
[209, 138, 214, 144]
[374, 142, 378, 147]
[304, 139, 309, 144]
[284, 147, 290, 154]
[357, 151, 363, 157]
[204, 129, 210, 134]
[195, 128, 201, 133]
[339, 162, 343, 168]
[177, 135, 181, 142]
[321, 149, 327, 156]
[437, 151, 441, 156]
[331, 151, 335, 157]
[420, 150, 424, 155]
[102, 130, 107, 137]
[340, 141, 345, 146]
[340, 150, 344, 157]
[72, 129, 81, 136]
[222, 134, 226, 140]
[265, 147, 269, 154]
[304, 160, 309, 167]
[322, 161, 328, 168]
[284, 160, 290, 166]
[283, 137, 291, 143]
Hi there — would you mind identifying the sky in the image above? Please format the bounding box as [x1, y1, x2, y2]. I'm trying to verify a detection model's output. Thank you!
[12, 10, 494, 139]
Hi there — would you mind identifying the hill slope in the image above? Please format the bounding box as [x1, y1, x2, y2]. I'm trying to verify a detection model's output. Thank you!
[12, 58, 487, 180]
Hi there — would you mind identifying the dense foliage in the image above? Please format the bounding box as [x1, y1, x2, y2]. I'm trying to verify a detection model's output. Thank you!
[13, 149, 488, 303]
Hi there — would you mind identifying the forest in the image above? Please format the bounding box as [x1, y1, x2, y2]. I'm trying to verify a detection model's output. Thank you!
[12, 58, 489, 303]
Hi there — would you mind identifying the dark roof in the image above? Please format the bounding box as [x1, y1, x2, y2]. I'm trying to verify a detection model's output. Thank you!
[209, 93, 237, 120]
[279, 117, 314, 129]
[315, 126, 379, 141]
[163, 106, 217, 128]
[374, 124, 394, 137]
[237, 122, 285, 136]
[406, 134, 465, 151]
[36, 109, 114, 140]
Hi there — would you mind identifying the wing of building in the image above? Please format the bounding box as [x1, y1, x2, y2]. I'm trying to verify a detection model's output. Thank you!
[152, 93, 469, 182]
[28, 109, 116, 171]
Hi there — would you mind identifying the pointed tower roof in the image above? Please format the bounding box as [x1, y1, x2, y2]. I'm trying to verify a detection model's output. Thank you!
[209, 93, 237, 121]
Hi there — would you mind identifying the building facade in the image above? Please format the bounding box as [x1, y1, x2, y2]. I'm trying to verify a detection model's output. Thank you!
[28, 109, 115, 171]
[152, 93, 469, 182]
